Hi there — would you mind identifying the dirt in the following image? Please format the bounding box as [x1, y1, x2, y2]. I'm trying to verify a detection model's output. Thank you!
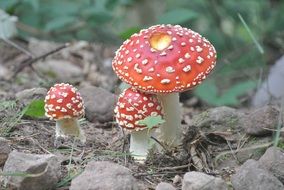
[0, 39, 282, 190]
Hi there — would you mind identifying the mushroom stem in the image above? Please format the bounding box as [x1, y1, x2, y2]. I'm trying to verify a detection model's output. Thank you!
[56, 118, 86, 143]
[130, 129, 153, 163]
[157, 93, 182, 147]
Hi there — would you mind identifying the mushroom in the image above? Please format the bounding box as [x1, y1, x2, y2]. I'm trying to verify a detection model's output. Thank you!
[44, 83, 86, 145]
[114, 87, 163, 162]
[112, 24, 217, 147]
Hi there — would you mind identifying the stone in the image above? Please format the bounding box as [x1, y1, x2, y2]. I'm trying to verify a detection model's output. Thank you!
[34, 59, 83, 82]
[231, 159, 283, 190]
[191, 106, 242, 131]
[0, 64, 10, 80]
[15, 87, 47, 105]
[70, 161, 138, 190]
[241, 106, 279, 136]
[253, 55, 284, 107]
[156, 182, 176, 190]
[0, 137, 11, 166]
[80, 85, 117, 123]
[2, 151, 61, 190]
[258, 147, 284, 183]
[182, 171, 227, 190]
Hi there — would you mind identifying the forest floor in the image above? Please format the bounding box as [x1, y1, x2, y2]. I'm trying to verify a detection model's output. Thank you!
[0, 39, 283, 190]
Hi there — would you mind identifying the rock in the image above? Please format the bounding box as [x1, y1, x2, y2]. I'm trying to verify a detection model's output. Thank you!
[70, 161, 138, 190]
[3, 151, 61, 190]
[15, 87, 47, 105]
[34, 59, 83, 82]
[191, 106, 242, 131]
[241, 106, 279, 136]
[182, 171, 227, 190]
[0, 137, 11, 166]
[0, 64, 10, 80]
[253, 55, 284, 107]
[259, 147, 284, 183]
[231, 159, 283, 190]
[156, 182, 176, 190]
[80, 85, 117, 123]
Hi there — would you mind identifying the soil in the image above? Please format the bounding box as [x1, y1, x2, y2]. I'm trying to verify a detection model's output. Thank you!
[0, 39, 282, 190]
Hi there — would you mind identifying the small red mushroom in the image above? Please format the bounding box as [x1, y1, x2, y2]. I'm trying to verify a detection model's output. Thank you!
[114, 87, 163, 162]
[112, 24, 217, 147]
[44, 83, 86, 145]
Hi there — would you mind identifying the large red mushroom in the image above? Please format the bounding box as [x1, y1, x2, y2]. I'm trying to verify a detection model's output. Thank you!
[114, 87, 163, 162]
[44, 83, 86, 145]
[112, 24, 217, 147]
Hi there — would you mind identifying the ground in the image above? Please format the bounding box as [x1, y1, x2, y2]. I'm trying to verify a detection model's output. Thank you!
[0, 39, 283, 190]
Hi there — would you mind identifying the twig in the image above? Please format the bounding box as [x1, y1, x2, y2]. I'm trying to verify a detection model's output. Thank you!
[1, 38, 34, 58]
[12, 43, 70, 78]
[133, 171, 184, 177]
[226, 140, 240, 163]
[157, 164, 190, 171]
[214, 142, 273, 166]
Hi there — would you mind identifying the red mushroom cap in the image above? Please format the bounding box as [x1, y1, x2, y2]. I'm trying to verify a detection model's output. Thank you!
[112, 24, 217, 93]
[44, 83, 85, 120]
[114, 87, 163, 131]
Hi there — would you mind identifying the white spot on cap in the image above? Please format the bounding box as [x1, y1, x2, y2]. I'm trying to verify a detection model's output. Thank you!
[185, 53, 190, 59]
[196, 46, 203, 52]
[183, 65, 191, 72]
[161, 79, 171, 84]
[196, 56, 204, 64]
[134, 64, 142, 73]
[143, 76, 153, 81]
[148, 103, 154, 107]
[167, 45, 174, 50]
[148, 67, 155, 72]
[142, 59, 148, 65]
[160, 51, 167, 56]
[166, 66, 175, 73]
[179, 58, 185, 63]
[57, 99, 63, 103]
[127, 57, 132, 62]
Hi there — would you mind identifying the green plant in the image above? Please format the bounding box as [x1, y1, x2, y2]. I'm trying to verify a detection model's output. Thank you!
[1, 0, 283, 106]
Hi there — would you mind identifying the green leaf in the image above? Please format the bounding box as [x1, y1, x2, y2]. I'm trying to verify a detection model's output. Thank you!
[24, 0, 39, 11]
[195, 80, 257, 106]
[194, 81, 219, 105]
[23, 99, 45, 118]
[0, 0, 18, 10]
[218, 80, 257, 105]
[119, 27, 141, 40]
[137, 115, 165, 130]
[157, 9, 198, 24]
[45, 16, 76, 31]
[118, 82, 131, 92]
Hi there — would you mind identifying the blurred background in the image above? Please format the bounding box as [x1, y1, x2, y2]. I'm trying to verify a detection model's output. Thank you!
[1, 0, 284, 107]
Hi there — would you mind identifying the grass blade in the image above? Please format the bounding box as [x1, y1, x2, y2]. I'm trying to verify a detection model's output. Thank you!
[238, 13, 264, 54]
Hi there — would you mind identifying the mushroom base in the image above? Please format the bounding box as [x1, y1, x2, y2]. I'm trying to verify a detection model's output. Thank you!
[129, 129, 154, 163]
[56, 118, 86, 143]
[157, 93, 182, 147]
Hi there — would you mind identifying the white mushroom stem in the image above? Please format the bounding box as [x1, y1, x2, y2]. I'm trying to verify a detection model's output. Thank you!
[129, 129, 153, 163]
[157, 93, 182, 147]
[56, 118, 86, 143]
